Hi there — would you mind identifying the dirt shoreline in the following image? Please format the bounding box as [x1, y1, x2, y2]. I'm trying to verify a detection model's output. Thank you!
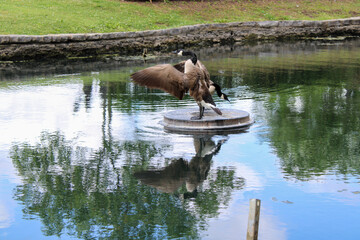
[0, 17, 359, 61]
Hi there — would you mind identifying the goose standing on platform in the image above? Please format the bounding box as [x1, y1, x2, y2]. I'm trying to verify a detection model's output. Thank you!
[172, 50, 230, 102]
[131, 50, 222, 120]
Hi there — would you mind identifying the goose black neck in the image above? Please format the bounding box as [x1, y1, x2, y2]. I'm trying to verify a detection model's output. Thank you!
[183, 51, 197, 65]
[213, 83, 222, 97]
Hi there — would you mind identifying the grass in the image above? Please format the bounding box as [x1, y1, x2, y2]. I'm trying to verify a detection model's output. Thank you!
[0, 0, 359, 35]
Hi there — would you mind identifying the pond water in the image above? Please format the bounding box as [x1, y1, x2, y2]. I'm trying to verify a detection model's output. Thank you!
[0, 39, 360, 240]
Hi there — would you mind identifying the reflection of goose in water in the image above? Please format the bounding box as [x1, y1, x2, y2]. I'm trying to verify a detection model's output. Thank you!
[133, 136, 228, 195]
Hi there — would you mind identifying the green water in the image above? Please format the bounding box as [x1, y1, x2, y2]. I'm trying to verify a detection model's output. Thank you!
[0, 39, 360, 240]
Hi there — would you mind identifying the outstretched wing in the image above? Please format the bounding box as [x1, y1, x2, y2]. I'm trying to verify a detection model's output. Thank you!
[131, 64, 187, 100]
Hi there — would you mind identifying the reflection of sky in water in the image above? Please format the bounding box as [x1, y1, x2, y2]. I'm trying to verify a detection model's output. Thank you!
[211, 132, 360, 240]
[1, 40, 360, 239]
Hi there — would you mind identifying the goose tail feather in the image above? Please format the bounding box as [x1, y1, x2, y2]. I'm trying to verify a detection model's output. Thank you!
[211, 107, 222, 115]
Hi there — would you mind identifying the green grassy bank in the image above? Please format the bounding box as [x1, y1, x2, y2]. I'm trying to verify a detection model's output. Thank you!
[0, 0, 359, 35]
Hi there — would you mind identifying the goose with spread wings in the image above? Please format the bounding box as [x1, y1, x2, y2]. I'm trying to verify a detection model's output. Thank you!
[131, 50, 222, 120]
[172, 56, 229, 102]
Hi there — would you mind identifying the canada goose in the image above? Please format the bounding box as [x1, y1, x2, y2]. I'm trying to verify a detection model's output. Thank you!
[172, 52, 230, 102]
[131, 50, 222, 120]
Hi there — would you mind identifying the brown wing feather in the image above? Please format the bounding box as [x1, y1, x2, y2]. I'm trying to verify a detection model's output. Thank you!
[196, 60, 211, 87]
[173, 60, 210, 84]
[173, 61, 185, 73]
[174, 60, 210, 82]
[131, 64, 187, 100]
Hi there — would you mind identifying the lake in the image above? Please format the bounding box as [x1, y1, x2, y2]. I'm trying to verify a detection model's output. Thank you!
[1, 39, 360, 240]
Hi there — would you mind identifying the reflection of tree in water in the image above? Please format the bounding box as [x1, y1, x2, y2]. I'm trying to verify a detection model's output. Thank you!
[248, 66, 360, 180]
[203, 45, 360, 181]
[10, 132, 244, 239]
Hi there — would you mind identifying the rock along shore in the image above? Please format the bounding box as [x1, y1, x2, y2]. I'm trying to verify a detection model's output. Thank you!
[1, 17, 359, 61]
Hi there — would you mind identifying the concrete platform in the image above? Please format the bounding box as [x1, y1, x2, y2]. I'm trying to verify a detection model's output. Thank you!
[160, 108, 254, 133]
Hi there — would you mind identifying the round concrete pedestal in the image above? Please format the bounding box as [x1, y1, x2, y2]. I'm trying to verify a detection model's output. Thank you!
[160, 108, 254, 133]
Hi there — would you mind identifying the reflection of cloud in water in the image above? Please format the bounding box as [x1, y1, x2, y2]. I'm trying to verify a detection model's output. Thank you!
[217, 162, 264, 191]
[0, 80, 150, 150]
[0, 84, 103, 147]
[204, 197, 286, 240]
[291, 175, 360, 206]
[0, 198, 14, 229]
[0, 154, 20, 231]
[0, 153, 21, 185]
[163, 137, 196, 159]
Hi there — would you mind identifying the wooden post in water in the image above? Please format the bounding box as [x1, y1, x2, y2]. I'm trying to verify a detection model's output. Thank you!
[246, 199, 261, 240]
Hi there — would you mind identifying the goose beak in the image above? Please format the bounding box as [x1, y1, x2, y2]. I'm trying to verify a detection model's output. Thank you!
[221, 94, 230, 102]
